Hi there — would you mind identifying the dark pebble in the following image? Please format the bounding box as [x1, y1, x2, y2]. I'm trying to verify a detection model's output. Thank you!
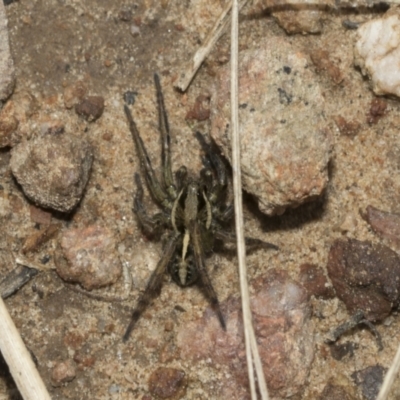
[351, 365, 386, 400]
[75, 96, 105, 122]
[148, 367, 186, 399]
[327, 238, 400, 321]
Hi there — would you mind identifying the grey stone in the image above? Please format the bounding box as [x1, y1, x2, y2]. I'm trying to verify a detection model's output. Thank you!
[10, 133, 93, 212]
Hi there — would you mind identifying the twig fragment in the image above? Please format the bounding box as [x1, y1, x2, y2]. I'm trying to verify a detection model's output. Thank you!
[175, 0, 248, 92]
[0, 265, 38, 299]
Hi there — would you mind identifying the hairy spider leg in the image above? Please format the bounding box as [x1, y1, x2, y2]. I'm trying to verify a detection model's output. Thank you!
[190, 220, 226, 330]
[213, 223, 279, 252]
[123, 232, 180, 342]
[124, 104, 172, 210]
[133, 173, 169, 238]
[195, 132, 234, 224]
[154, 73, 177, 199]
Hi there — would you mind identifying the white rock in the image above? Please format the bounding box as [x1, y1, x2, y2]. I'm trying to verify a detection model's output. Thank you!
[354, 12, 400, 97]
[0, 2, 15, 101]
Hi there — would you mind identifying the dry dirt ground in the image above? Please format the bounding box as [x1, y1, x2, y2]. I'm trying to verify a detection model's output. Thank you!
[2, 0, 400, 399]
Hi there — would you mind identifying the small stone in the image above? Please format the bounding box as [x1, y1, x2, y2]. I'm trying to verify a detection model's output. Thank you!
[211, 39, 332, 215]
[10, 133, 93, 212]
[299, 263, 335, 299]
[351, 365, 386, 400]
[118, 9, 132, 22]
[329, 342, 357, 361]
[0, 101, 19, 147]
[366, 97, 387, 125]
[176, 270, 314, 398]
[130, 24, 140, 37]
[185, 94, 210, 121]
[0, 2, 15, 101]
[310, 49, 344, 85]
[338, 213, 358, 234]
[255, 0, 326, 34]
[364, 205, 400, 248]
[63, 81, 88, 109]
[148, 367, 186, 399]
[354, 10, 400, 97]
[75, 96, 104, 122]
[50, 359, 76, 387]
[326, 239, 400, 321]
[333, 115, 361, 137]
[55, 225, 122, 290]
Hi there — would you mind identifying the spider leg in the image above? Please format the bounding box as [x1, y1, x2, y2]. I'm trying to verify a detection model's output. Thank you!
[124, 104, 172, 210]
[190, 220, 226, 330]
[133, 173, 169, 238]
[123, 232, 180, 341]
[196, 132, 227, 205]
[213, 224, 279, 251]
[154, 73, 177, 199]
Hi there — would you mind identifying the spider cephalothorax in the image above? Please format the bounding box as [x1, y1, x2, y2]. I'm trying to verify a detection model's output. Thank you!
[123, 74, 277, 341]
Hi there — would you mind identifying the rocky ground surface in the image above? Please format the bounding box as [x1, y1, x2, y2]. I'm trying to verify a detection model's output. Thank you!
[1, 0, 400, 399]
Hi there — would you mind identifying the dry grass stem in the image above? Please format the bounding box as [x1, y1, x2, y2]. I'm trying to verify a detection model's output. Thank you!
[377, 343, 400, 400]
[0, 295, 51, 400]
[175, 0, 248, 92]
[230, 0, 269, 398]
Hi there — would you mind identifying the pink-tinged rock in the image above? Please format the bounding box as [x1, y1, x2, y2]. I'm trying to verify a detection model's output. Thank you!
[364, 205, 400, 248]
[327, 239, 400, 322]
[50, 359, 76, 387]
[55, 225, 122, 290]
[176, 270, 315, 398]
[210, 39, 332, 215]
[252, 0, 332, 34]
[10, 132, 93, 212]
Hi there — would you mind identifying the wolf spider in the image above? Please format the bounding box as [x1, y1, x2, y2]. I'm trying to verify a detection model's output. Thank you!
[123, 74, 277, 341]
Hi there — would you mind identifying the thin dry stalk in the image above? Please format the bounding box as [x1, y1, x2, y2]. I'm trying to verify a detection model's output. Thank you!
[175, 0, 248, 92]
[230, 0, 269, 399]
[376, 343, 400, 400]
[0, 295, 51, 400]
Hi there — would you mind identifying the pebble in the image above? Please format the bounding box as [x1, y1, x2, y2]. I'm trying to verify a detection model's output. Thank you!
[50, 359, 76, 387]
[253, 0, 327, 34]
[10, 132, 93, 212]
[0, 100, 19, 147]
[211, 39, 332, 215]
[75, 96, 105, 122]
[148, 367, 186, 399]
[55, 225, 122, 291]
[0, 91, 39, 148]
[299, 263, 335, 299]
[185, 94, 210, 121]
[327, 238, 400, 321]
[366, 97, 387, 125]
[176, 270, 314, 398]
[364, 205, 400, 249]
[0, 1, 15, 101]
[354, 10, 400, 97]
[63, 81, 88, 109]
[351, 365, 386, 400]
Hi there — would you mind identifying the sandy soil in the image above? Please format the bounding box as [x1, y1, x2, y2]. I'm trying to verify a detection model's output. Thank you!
[2, 0, 400, 399]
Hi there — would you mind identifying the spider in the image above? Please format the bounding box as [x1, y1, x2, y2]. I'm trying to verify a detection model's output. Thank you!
[123, 73, 278, 341]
